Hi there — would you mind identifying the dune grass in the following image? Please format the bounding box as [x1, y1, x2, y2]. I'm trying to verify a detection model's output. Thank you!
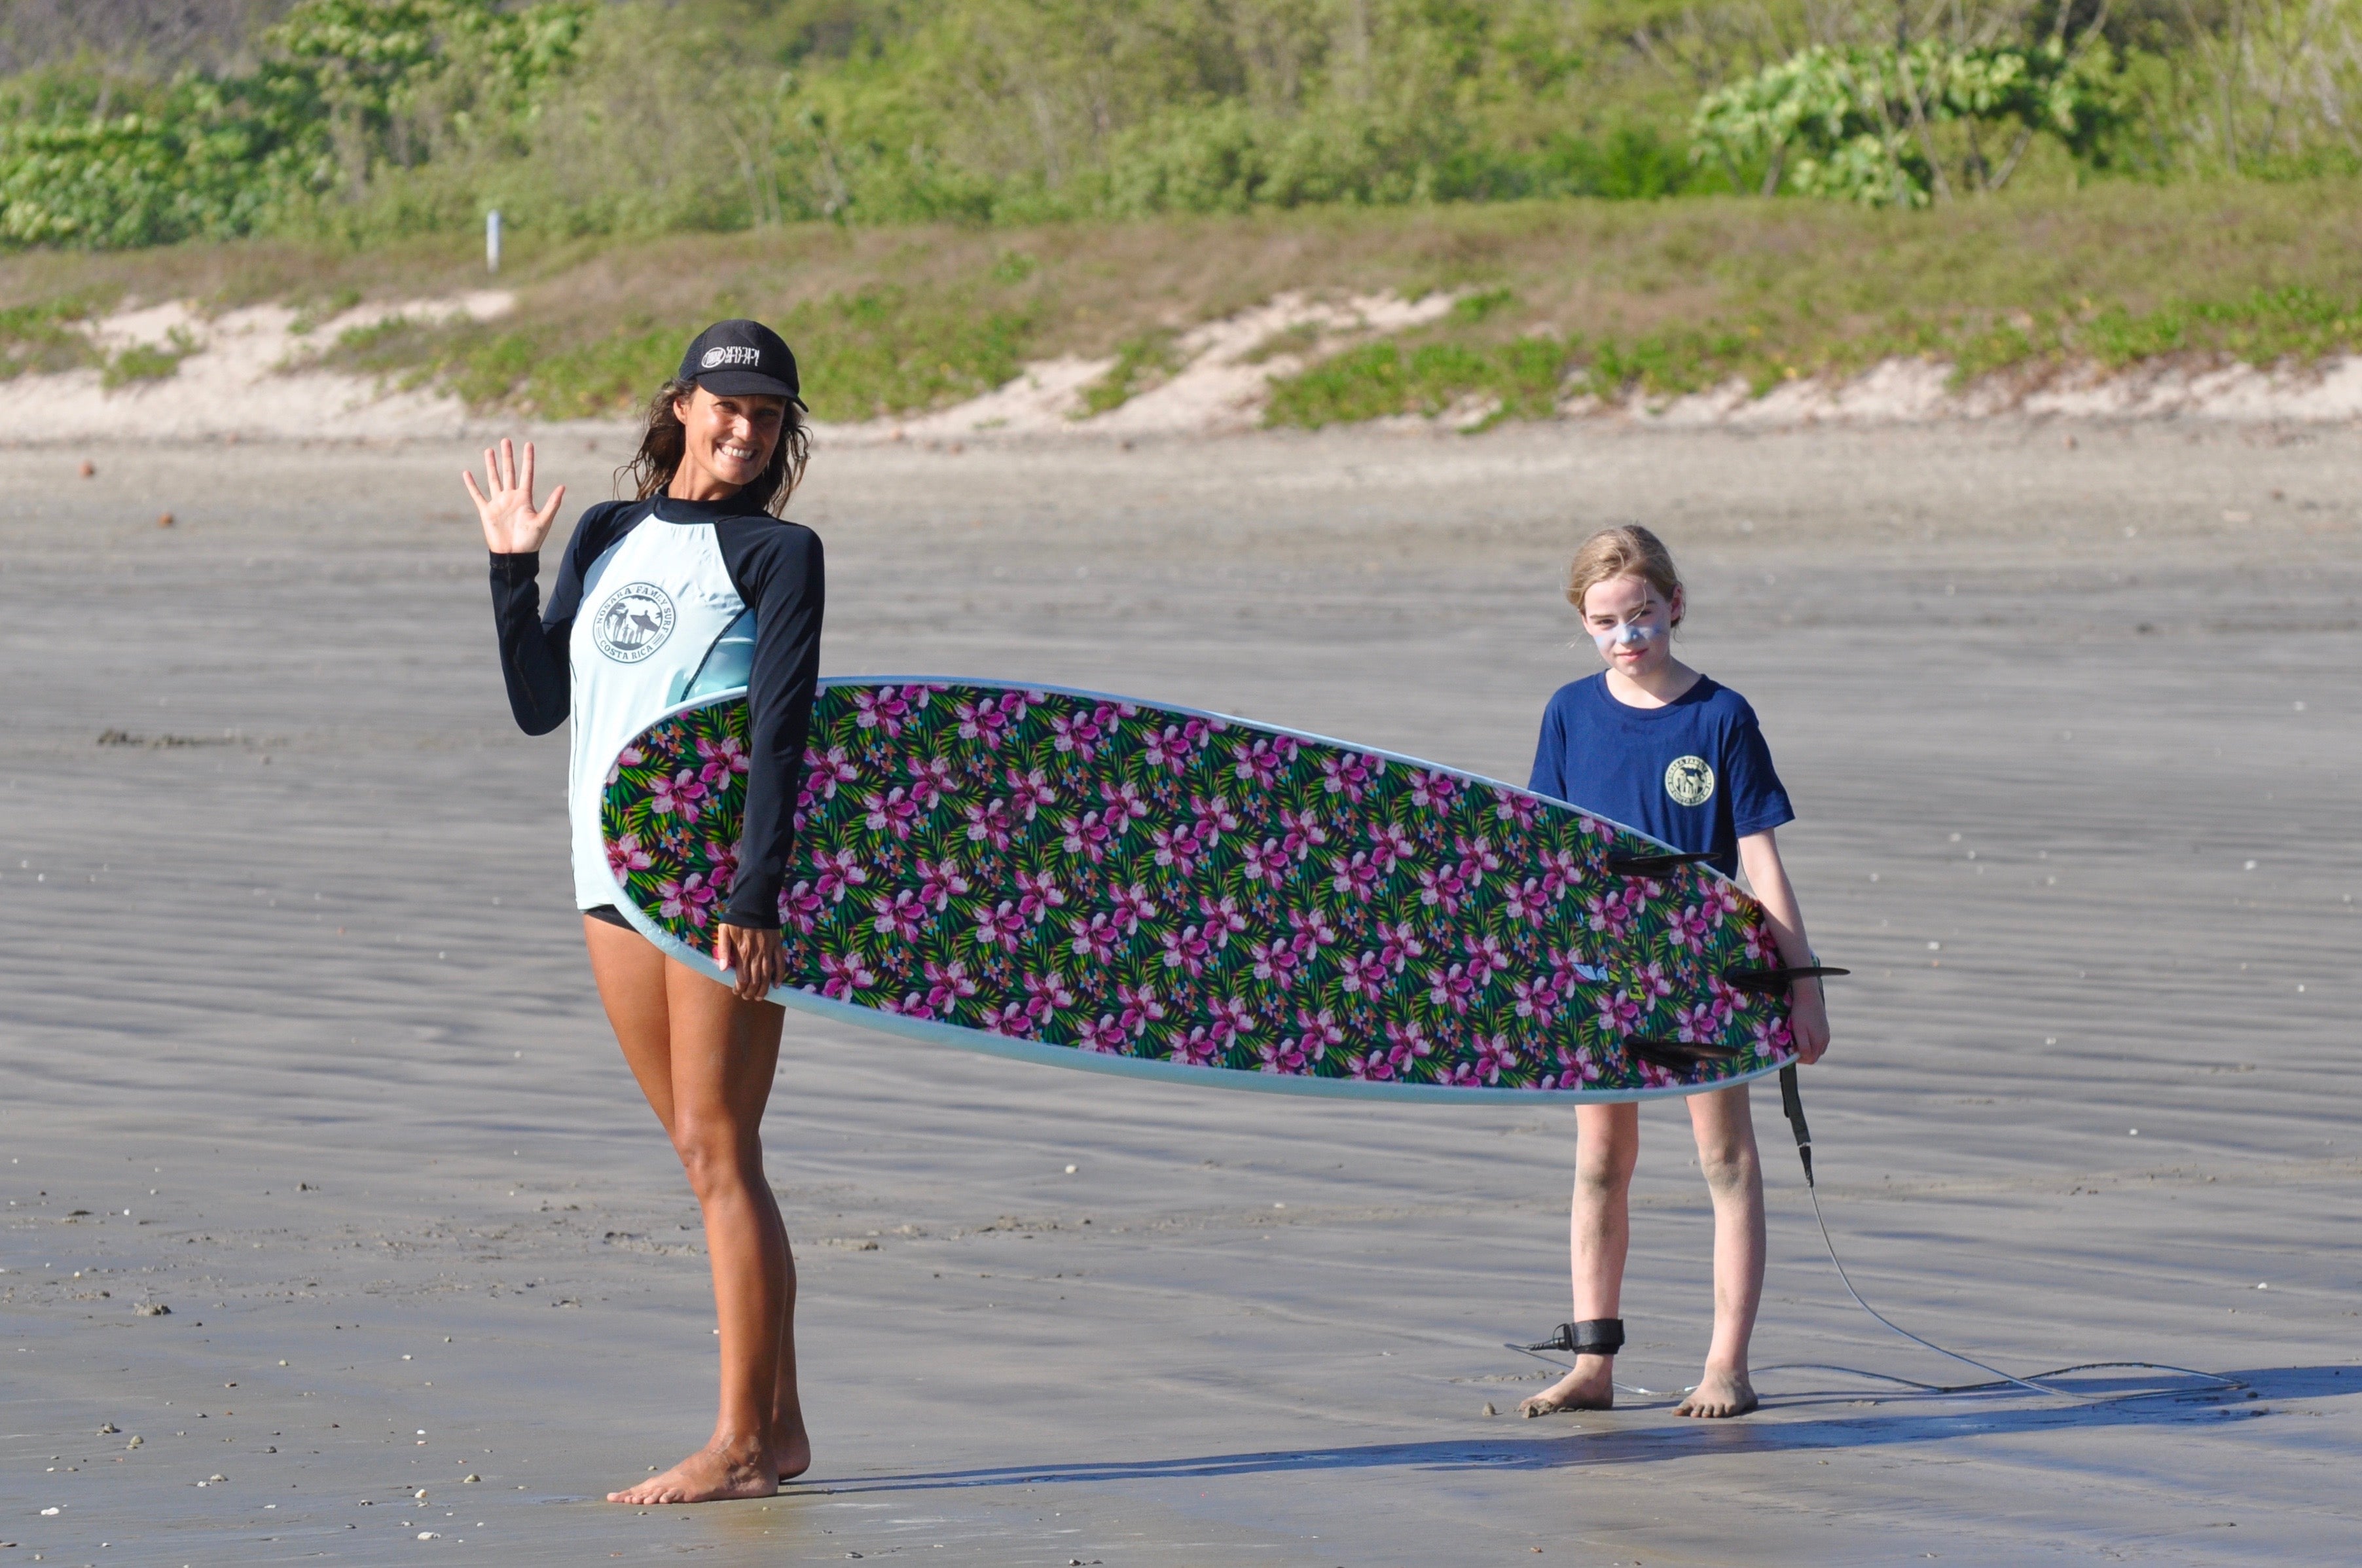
[5, 178, 2362, 423]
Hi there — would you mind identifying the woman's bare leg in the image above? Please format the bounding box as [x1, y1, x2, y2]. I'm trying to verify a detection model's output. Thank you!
[1521, 1101, 1639, 1415]
[1673, 1083, 1764, 1418]
[584, 918, 796, 1502]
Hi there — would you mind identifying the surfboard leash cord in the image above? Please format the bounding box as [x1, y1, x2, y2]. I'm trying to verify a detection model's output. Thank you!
[1771, 1064, 2243, 1406]
[1504, 1067, 2243, 1406]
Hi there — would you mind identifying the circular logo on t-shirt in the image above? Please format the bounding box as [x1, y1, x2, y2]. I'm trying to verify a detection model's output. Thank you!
[592, 582, 676, 663]
[1664, 755, 1715, 807]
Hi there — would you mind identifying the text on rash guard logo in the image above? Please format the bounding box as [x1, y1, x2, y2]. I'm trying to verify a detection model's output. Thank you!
[1663, 755, 1715, 807]
[592, 582, 677, 663]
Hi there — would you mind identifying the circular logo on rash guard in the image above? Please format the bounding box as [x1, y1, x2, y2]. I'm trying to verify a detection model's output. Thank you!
[592, 582, 677, 663]
[1664, 755, 1715, 807]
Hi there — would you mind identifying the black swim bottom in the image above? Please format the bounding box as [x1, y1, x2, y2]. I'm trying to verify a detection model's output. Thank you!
[583, 904, 632, 929]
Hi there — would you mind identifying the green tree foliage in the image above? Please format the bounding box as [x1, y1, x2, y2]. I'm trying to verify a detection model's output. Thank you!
[1690, 39, 2125, 206]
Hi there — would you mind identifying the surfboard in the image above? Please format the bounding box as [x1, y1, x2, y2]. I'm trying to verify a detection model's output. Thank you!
[599, 680, 1808, 1103]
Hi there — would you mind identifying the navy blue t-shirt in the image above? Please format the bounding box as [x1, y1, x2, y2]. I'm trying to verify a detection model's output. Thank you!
[1527, 673, 1793, 879]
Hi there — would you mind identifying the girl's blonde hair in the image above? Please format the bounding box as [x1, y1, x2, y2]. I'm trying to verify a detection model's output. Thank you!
[1565, 525, 1682, 625]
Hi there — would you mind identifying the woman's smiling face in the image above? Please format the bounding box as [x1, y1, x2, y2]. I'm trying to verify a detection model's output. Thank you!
[1580, 572, 1681, 678]
[670, 384, 788, 498]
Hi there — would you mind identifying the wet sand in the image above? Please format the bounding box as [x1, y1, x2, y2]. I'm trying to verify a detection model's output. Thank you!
[5, 420, 2359, 1565]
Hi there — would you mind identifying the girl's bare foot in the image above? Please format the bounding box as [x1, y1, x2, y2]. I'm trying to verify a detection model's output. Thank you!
[608, 1438, 777, 1504]
[1519, 1356, 1614, 1417]
[1672, 1366, 1757, 1418]
[774, 1414, 812, 1482]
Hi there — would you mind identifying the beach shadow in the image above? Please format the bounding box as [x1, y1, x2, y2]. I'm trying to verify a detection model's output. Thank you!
[799, 1364, 2353, 1495]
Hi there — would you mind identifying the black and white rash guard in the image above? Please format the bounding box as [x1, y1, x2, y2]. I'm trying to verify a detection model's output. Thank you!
[489, 492, 824, 928]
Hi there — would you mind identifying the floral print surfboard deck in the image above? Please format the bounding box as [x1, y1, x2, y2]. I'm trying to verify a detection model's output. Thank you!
[601, 680, 1798, 1104]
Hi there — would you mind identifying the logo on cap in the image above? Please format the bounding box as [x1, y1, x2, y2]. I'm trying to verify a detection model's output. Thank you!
[700, 345, 763, 371]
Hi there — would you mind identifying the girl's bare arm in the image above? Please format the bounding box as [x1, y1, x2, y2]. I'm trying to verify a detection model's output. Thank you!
[1737, 828, 1830, 1065]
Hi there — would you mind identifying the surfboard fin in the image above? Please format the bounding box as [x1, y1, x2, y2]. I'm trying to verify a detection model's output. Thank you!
[1605, 850, 1718, 877]
[1625, 1036, 1741, 1071]
[1720, 964, 1851, 994]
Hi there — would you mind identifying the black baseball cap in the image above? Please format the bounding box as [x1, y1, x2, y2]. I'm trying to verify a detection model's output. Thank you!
[678, 319, 803, 407]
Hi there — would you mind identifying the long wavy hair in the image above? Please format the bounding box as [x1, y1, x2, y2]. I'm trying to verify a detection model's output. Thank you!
[621, 377, 811, 515]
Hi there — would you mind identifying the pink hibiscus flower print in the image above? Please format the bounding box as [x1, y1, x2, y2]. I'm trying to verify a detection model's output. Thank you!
[1376, 919, 1425, 973]
[1166, 1026, 1221, 1068]
[1188, 792, 1240, 841]
[963, 796, 1014, 850]
[702, 839, 739, 892]
[1667, 903, 1712, 953]
[1241, 837, 1293, 888]
[651, 769, 709, 823]
[817, 950, 877, 1000]
[777, 880, 824, 934]
[862, 786, 921, 840]
[870, 889, 926, 942]
[801, 744, 858, 803]
[607, 833, 654, 879]
[1634, 960, 1675, 1002]
[1512, 975, 1557, 1026]
[1426, 962, 1477, 1014]
[1320, 751, 1383, 802]
[812, 847, 867, 903]
[1107, 881, 1159, 933]
[1006, 767, 1056, 822]
[1206, 994, 1258, 1047]
[1415, 864, 1467, 915]
[1197, 894, 1247, 948]
[1075, 1014, 1129, 1053]
[851, 687, 911, 737]
[916, 856, 971, 912]
[1116, 981, 1165, 1036]
[1230, 735, 1298, 789]
[1068, 912, 1123, 964]
[1250, 938, 1303, 989]
[1337, 950, 1387, 998]
[1160, 923, 1211, 977]
[1537, 847, 1582, 900]
[904, 754, 954, 809]
[1142, 720, 1207, 774]
[1022, 969, 1076, 1023]
[1259, 1036, 1313, 1074]
[924, 958, 978, 1013]
[695, 734, 749, 786]
[1277, 806, 1326, 860]
[956, 692, 1028, 748]
[1409, 770, 1459, 809]
[1492, 789, 1539, 830]
[1059, 809, 1114, 864]
[1328, 849, 1382, 902]
[973, 900, 1028, 952]
[1501, 876, 1548, 926]
[659, 872, 718, 928]
[1453, 832, 1500, 880]
[1368, 822, 1415, 872]
[1013, 867, 1065, 924]
[1152, 822, 1203, 874]
[1595, 992, 1642, 1036]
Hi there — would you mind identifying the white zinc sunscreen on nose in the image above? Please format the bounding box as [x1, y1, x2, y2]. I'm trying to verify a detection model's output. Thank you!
[1591, 619, 1662, 654]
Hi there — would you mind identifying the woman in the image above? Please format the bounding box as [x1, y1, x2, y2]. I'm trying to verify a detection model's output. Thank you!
[468, 319, 825, 1504]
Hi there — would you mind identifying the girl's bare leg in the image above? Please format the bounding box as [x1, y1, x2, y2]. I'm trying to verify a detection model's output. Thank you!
[584, 918, 798, 1502]
[1673, 1083, 1764, 1418]
[1521, 1102, 1638, 1415]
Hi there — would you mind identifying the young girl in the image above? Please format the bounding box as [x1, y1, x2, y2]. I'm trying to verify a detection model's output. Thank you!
[1517, 526, 1829, 1421]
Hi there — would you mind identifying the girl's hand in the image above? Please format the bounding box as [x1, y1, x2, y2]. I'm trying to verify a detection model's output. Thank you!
[1787, 979, 1831, 1065]
[463, 438, 566, 555]
[714, 921, 783, 1002]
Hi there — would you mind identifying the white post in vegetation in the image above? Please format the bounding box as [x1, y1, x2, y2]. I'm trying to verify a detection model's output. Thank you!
[486, 210, 502, 275]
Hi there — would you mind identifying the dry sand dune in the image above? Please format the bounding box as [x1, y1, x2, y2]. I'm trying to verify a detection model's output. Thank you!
[3, 420, 2359, 1564]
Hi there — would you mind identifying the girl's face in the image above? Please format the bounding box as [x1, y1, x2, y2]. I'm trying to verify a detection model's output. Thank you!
[1580, 574, 1680, 678]
[672, 385, 787, 496]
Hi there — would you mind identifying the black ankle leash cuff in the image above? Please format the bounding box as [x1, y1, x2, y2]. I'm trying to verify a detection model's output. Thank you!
[1525, 1318, 1624, 1357]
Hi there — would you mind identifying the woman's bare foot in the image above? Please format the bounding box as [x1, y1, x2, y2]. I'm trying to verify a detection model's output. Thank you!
[1519, 1356, 1615, 1417]
[608, 1438, 777, 1504]
[1671, 1366, 1757, 1418]
[774, 1413, 812, 1482]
